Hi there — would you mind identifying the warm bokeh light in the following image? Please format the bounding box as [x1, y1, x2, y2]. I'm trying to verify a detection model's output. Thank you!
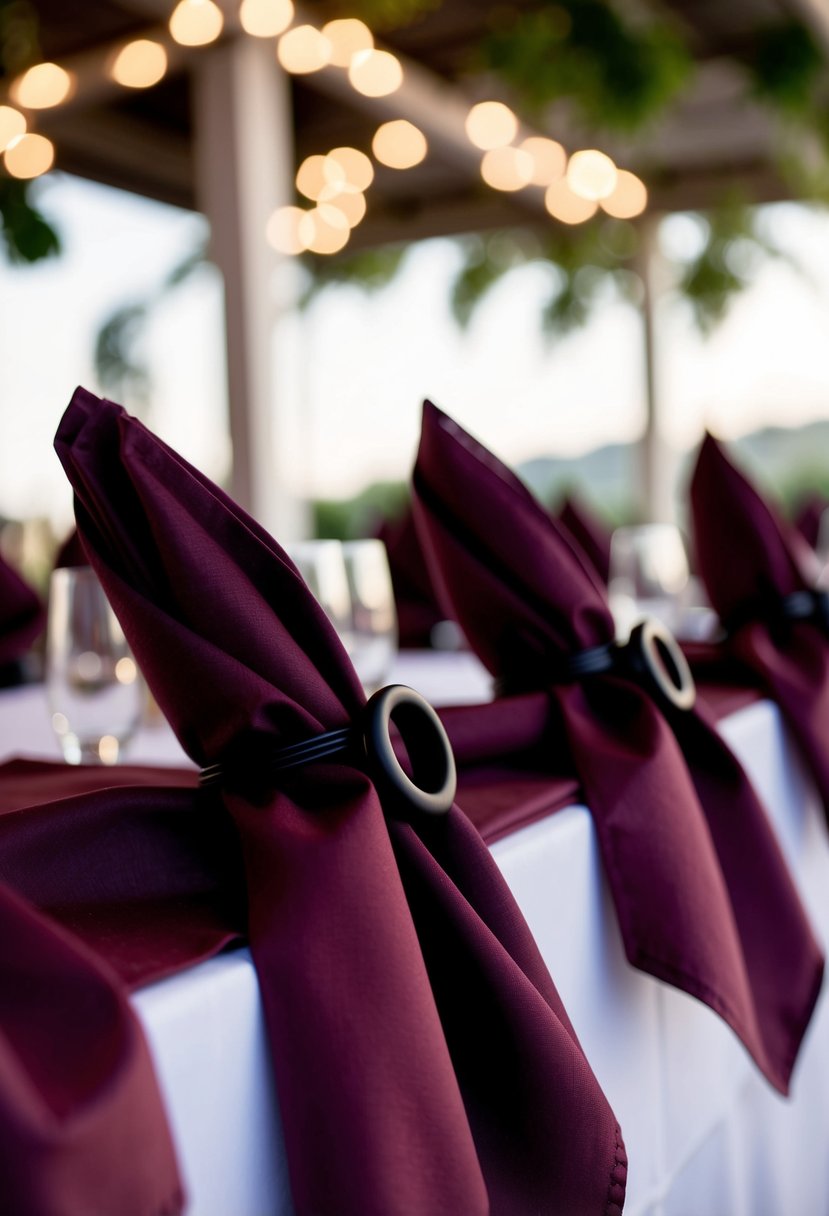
[10, 62, 73, 109]
[318, 185, 366, 228]
[325, 146, 373, 191]
[266, 205, 309, 254]
[0, 106, 26, 153]
[566, 149, 618, 201]
[3, 132, 55, 179]
[545, 179, 598, 224]
[109, 40, 168, 89]
[601, 169, 648, 218]
[114, 656, 138, 685]
[169, 0, 224, 47]
[372, 119, 427, 169]
[480, 145, 533, 192]
[322, 18, 373, 67]
[240, 0, 294, 38]
[98, 735, 120, 765]
[302, 206, 350, 254]
[465, 101, 517, 151]
[521, 136, 566, 186]
[296, 153, 343, 200]
[277, 25, 332, 73]
[347, 49, 402, 97]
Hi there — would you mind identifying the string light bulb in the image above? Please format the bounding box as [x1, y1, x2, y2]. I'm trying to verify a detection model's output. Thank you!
[372, 120, 427, 169]
[465, 101, 517, 151]
[601, 169, 648, 218]
[169, 0, 224, 46]
[480, 145, 533, 192]
[303, 206, 350, 254]
[325, 146, 373, 192]
[3, 132, 55, 179]
[266, 205, 309, 254]
[296, 153, 343, 201]
[277, 25, 332, 73]
[566, 149, 617, 201]
[520, 136, 566, 186]
[109, 40, 168, 88]
[10, 62, 73, 109]
[348, 49, 402, 97]
[318, 185, 366, 228]
[0, 106, 26, 153]
[240, 0, 294, 38]
[322, 18, 373, 67]
[545, 179, 597, 224]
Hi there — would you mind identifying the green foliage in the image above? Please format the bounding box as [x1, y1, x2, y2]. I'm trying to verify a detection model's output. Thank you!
[312, 480, 407, 539]
[0, 0, 39, 79]
[746, 22, 824, 117]
[483, 0, 692, 132]
[301, 243, 409, 305]
[0, 178, 60, 263]
[92, 242, 207, 407]
[449, 219, 642, 338]
[676, 202, 786, 334]
[328, 0, 440, 31]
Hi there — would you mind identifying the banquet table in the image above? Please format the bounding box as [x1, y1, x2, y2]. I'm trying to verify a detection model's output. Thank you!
[2, 651, 829, 1216]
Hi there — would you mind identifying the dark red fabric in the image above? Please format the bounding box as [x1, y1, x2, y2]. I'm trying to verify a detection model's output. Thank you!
[690, 434, 829, 819]
[0, 552, 44, 667]
[52, 386, 626, 1216]
[53, 528, 88, 569]
[793, 493, 828, 550]
[377, 506, 446, 647]
[412, 400, 823, 1096]
[0, 877, 183, 1216]
[558, 495, 612, 584]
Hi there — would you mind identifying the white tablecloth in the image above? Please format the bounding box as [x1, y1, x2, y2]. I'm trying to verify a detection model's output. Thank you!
[2, 654, 828, 1216]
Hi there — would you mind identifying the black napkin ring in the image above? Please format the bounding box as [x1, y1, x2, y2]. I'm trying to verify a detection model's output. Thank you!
[724, 587, 829, 638]
[496, 618, 696, 712]
[200, 684, 456, 818]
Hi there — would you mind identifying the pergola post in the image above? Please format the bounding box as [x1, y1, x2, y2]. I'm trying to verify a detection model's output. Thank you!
[639, 215, 673, 523]
[193, 36, 309, 541]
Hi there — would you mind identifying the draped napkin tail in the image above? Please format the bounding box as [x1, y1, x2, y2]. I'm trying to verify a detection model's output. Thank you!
[0, 883, 184, 1216]
[412, 399, 823, 1096]
[691, 433, 829, 818]
[0, 553, 44, 671]
[54, 386, 626, 1216]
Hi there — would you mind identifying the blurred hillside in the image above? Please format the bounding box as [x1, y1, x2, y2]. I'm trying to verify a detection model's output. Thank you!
[315, 419, 829, 537]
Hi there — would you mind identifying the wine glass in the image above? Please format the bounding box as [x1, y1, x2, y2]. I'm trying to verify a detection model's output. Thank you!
[46, 567, 145, 764]
[288, 541, 356, 655]
[342, 540, 398, 693]
[608, 524, 691, 639]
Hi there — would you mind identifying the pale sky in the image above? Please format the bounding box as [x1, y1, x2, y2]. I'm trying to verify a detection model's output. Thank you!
[2, 173, 829, 529]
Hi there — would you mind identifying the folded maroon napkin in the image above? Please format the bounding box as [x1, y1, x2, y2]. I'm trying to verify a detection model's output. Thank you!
[53, 387, 627, 1216]
[413, 400, 823, 1095]
[691, 434, 829, 818]
[558, 494, 612, 584]
[0, 551, 44, 672]
[377, 504, 446, 647]
[53, 527, 87, 568]
[0, 853, 183, 1216]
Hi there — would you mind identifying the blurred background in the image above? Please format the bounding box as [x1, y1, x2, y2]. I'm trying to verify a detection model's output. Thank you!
[3, 0, 829, 588]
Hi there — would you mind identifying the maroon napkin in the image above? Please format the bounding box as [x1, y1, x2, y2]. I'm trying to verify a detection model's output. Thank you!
[558, 494, 612, 584]
[377, 505, 446, 647]
[691, 434, 829, 817]
[413, 400, 823, 1095]
[54, 387, 626, 1216]
[0, 857, 183, 1216]
[0, 551, 44, 670]
[54, 526, 87, 568]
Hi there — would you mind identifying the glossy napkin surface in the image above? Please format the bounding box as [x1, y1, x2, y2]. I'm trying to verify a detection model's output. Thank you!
[691, 433, 829, 815]
[54, 386, 627, 1216]
[413, 400, 823, 1096]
